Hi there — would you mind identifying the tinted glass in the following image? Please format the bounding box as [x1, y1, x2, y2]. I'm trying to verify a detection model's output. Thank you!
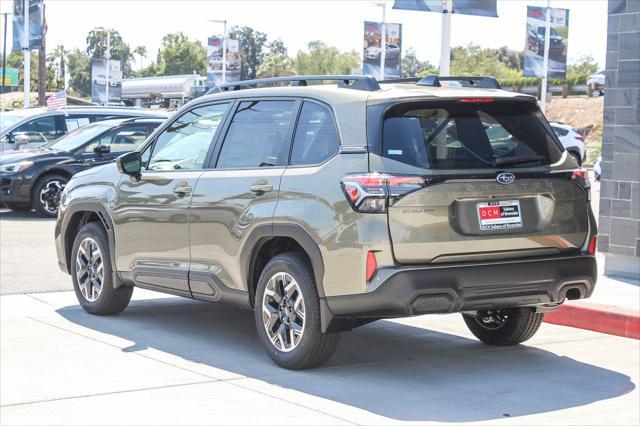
[83, 124, 149, 153]
[290, 102, 339, 165]
[147, 103, 229, 171]
[46, 122, 113, 151]
[217, 100, 295, 168]
[552, 126, 569, 137]
[382, 101, 563, 170]
[13, 116, 59, 143]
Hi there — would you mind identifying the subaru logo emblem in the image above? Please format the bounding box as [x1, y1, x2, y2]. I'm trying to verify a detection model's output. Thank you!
[497, 173, 516, 185]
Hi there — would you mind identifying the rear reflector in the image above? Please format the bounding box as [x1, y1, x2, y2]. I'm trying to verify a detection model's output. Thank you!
[588, 236, 597, 255]
[366, 251, 377, 282]
[458, 97, 494, 103]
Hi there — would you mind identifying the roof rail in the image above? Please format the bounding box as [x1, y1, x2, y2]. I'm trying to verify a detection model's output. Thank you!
[417, 75, 502, 89]
[379, 77, 422, 84]
[207, 75, 381, 94]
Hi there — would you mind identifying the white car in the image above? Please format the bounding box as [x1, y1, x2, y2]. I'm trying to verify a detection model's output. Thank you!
[93, 74, 119, 88]
[593, 155, 602, 181]
[550, 122, 586, 165]
[586, 70, 605, 96]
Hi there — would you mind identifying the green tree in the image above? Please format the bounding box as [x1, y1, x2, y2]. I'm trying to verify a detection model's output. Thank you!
[48, 44, 69, 89]
[133, 45, 147, 72]
[85, 29, 133, 76]
[228, 25, 268, 79]
[157, 32, 206, 76]
[5, 51, 58, 95]
[401, 48, 437, 78]
[294, 41, 360, 76]
[268, 38, 288, 56]
[567, 55, 599, 78]
[257, 52, 294, 77]
[66, 48, 92, 97]
[450, 44, 521, 80]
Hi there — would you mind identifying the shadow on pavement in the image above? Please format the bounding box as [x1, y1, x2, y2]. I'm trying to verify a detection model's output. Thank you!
[0, 209, 52, 221]
[57, 297, 635, 422]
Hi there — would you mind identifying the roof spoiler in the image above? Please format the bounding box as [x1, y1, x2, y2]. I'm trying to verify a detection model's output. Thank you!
[207, 75, 381, 94]
[417, 75, 502, 89]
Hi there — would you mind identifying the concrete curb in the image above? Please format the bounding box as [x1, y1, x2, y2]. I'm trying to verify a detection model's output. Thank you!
[544, 302, 640, 340]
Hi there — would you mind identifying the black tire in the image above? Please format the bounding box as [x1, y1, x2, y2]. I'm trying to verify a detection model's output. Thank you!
[463, 308, 544, 346]
[32, 174, 69, 217]
[71, 222, 133, 315]
[254, 252, 339, 370]
[5, 202, 31, 212]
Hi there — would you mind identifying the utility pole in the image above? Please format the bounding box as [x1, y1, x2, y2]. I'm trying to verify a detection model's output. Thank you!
[23, 0, 30, 108]
[105, 30, 110, 104]
[38, 3, 46, 105]
[540, 0, 551, 113]
[1, 12, 9, 96]
[439, 0, 452, 76]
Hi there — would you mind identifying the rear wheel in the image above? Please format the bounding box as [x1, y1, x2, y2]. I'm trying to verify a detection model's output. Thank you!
[32, 174, 68, 217]
[254, 252, 339, 369]
[71, 222, 133, 315]
[463, 308, 544, 346]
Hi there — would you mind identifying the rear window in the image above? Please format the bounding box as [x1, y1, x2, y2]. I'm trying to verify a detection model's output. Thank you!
[382, 101, 563, 170]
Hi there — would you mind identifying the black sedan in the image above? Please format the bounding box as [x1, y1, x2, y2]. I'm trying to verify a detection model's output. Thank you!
[0, 117, 165, 217]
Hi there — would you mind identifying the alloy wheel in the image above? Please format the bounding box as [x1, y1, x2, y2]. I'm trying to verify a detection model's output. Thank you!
[39, 179, 66, 214]
[75, 237, 104, 302]
[262, 272, 305, 352]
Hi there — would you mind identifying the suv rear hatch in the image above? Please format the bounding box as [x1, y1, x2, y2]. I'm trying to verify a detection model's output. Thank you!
[366, 98, 591, 264]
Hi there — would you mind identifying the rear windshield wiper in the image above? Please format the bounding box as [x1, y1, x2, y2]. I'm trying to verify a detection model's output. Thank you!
[493, 155, 545, 167]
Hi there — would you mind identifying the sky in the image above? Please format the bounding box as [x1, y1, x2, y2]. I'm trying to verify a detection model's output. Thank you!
[1, 0, 608, 69]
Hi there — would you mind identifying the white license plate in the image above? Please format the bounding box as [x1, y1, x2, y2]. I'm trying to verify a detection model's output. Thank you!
[477, 200, 523, 231]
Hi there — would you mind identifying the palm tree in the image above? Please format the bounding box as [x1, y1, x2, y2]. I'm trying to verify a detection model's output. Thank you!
[49, 44, 69, 89]
[133, 46, 147, 72]
[257, 52, 294, 78]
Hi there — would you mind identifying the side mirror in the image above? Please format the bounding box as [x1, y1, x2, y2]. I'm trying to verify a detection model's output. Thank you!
[14, 133, 30, 147]
[116, 151, 142, 178]
[94, 144, 111, 154]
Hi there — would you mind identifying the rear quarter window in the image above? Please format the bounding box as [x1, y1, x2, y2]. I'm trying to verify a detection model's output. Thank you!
[382, 100, 563, 170]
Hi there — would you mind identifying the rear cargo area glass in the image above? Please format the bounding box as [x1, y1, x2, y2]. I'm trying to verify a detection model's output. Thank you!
[382, 101, 563, 170]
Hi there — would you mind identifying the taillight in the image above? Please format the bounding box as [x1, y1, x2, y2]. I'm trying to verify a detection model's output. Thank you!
[458, 97, 493, 103]
[366, 251, 377, 282]
[571, 168, 591, 201]
[341, 173, 426, 213]
[588, 236, 597, 255]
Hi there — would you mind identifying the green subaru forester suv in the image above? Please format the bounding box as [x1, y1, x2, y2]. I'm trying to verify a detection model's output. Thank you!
[55, 75, 598, 369]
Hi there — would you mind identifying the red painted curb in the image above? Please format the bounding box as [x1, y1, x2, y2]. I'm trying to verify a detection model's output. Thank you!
[544, 302, 640, 340]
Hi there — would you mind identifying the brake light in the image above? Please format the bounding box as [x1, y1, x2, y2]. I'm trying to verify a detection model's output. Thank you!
[571, 169, 589, 182]
[341, 173, 426, 213]
[458, 97, 494, 103]
[366, 251, 377, 282]
[587, 236, 597, 255]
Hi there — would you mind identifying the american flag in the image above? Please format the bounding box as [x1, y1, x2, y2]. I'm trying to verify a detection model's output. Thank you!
[46, 90, 67, 109]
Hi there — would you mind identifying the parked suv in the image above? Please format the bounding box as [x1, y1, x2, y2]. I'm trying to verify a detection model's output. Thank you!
[1, 106, 166, 152]
[55, 75, 598, 369]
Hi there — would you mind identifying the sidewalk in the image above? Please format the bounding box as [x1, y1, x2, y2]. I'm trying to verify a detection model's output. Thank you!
[544, 254, 640, 339]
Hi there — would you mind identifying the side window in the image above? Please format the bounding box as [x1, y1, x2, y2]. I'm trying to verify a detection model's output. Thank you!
[64, 115, 92, 132]
[216, 100, 295, 168]
[12, 116, 58, 143]
[83, 125, 149, 153]
[146, 103, 229, 171]
[290, 102, 340, 165]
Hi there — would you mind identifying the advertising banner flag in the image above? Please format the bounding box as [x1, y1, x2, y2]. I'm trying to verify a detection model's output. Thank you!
[90, 59, 123, 104]
[12, 0, 45, 51]
[523, 6, 569, 79]
[207, 36, 241, 87]
[393, 0, 497, 17]
[363, 21, 403, 79]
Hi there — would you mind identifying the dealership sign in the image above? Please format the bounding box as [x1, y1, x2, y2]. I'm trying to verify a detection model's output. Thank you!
[363, 21, 403, 79]
[1, 68, 20, 86]
[207, 36, 241, 87]
[90, 59, 123, 104]
[523, 6, 570, 79]
[12, 0, 45, 51]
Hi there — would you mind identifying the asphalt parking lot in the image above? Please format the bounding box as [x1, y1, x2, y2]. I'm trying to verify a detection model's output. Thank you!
[2, 177, 639, 425]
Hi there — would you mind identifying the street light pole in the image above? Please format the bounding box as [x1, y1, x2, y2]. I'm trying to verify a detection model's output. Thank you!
[1, 12, 9, 96]
[105, 30, 110, 104]
[540, 0, 551, 113]
[439, 0, 452, 76]
[23, 0, 30, 108]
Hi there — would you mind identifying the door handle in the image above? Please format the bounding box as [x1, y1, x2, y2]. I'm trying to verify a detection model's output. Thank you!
[250, 180, 273, 194]
[173, 184, 192, 196]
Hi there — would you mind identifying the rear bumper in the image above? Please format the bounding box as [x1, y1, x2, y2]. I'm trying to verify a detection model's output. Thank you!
[322, 255, 597, 331]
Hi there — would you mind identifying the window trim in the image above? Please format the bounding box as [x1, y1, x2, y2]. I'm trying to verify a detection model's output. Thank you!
[139, 100, 233, 174]
[209, 97, 302, 171]
[286, 99, 342, 169]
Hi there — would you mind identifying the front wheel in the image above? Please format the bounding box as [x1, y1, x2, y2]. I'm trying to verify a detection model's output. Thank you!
[463, 308, 544, 346]
[71, 222, 133, 315]
[32, 174, 68, 217]
[254, 252, 339, 370]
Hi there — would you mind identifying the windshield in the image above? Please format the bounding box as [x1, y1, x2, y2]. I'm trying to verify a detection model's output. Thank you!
[1, 111, 34, 132]
[46, 122, 113, 151]
[382, 100, 563, 170]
